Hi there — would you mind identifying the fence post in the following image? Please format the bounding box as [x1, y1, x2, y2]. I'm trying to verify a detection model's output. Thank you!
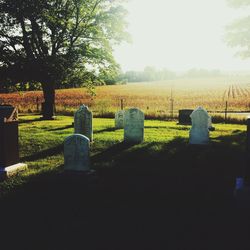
[121, 99, 124, 110]
[170, 98, 174, 119]
[225, 101, 228, 124]
[170, 87, 174, 119]
[36, 97, 39, 113]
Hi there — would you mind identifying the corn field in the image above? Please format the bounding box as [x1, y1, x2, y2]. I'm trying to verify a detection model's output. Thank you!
[1, 77, 250, 119]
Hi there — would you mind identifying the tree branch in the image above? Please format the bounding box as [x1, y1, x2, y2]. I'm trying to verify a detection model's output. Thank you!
[19, 16, 34, 59]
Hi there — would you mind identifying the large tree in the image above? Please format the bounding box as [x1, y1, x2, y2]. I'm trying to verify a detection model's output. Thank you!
[0, 0, 129, 119]
[226, 0, 250, 58]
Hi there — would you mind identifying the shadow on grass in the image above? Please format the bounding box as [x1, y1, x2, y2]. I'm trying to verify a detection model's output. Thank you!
[47, 125, 73, 131]
[18, 117, 42, 124]
[0, 133, 249, 250]
[91, 133, 247, 195]
[91, 141, 135, 163]
[144, 126, 190, 131]
[213, 130, 246, 147]
[94, 127, 120, 134]
[20, 144, 63, 162]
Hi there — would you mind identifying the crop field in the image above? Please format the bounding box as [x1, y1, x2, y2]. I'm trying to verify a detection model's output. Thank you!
[1, 76, 250, 119]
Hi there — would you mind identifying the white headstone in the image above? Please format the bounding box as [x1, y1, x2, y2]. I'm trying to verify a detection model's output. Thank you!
[115, 110, 125, 129]
[64, 134, 90, 171]
[124, 108, 144, 143]
[208, 116, 212, 129]
[74, 105, 93, 141]
[189, 107, 210, 145]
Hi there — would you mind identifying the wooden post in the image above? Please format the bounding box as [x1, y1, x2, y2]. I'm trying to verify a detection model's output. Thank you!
[225, 101, 228, 124]
[170, 99, 174, 119]
[36, 97, 39, 113]
[121, 99, 124, 110]
[170, 87, 174, 119]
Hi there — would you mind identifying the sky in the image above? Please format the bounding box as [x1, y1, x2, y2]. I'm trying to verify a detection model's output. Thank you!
[113, 0, 250, 72]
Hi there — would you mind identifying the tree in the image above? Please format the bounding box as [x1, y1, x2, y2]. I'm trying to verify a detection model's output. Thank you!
[143, 66, 157, 81]
[226, 0, 250, 58]
[0, 0, 129, 119]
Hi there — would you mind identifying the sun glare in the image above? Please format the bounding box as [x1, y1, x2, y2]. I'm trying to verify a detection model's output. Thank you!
[114, 0, 250, 72]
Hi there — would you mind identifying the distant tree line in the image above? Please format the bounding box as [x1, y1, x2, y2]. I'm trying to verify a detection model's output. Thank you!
[119, 67, 224, 83]
[0, 65, 238, 93]
[183, 69, 222, 78]
[119, 66, 176, 83]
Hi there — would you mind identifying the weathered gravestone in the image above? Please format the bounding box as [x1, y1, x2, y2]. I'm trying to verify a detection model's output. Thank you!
[124, 108, 144, 143]
[208, 116, 215, 131]
[0, 105, 27, 178]
[64, 134, 90, 171]
[115, 110, 125, 129]
[74, 105, 93, 141]
[189, 107, 210, 145]
[178, 109, 193, 125]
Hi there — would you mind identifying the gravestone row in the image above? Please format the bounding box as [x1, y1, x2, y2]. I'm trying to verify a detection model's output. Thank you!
[0, 104, 214, 176]
[64, 105, 213, 172]
[64, 106, 145, 171]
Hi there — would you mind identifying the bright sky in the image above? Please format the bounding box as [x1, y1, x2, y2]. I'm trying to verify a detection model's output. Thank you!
[113, 0, 250, 72]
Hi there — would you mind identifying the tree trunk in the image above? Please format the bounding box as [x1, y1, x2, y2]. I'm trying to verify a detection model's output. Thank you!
[41, 82, 55, 120]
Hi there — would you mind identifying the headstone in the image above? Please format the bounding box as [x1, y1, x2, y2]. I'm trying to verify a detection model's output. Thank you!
[208, 116, 212, 129]
[64, 134, 90, 171]
[189, 106, 210, 145]
[115, 110, 125, 129]
[124, 108, 144, 143]
[0, 105, 27, 178]
[178, 109, 193, 125]
[208, 116, 215, 131]
[74, 105, 93, 141]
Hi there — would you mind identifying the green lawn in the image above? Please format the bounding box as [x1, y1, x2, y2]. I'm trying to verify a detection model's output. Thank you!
[0, 115, 249, 249]
[0, 115, 247, 196]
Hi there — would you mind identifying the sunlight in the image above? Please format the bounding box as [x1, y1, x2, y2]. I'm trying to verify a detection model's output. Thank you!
[114, 0, 250, 72]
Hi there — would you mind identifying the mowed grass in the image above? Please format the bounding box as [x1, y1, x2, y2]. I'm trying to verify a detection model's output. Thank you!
[0, 114, 246, 196]
[0, 115, 249, 249]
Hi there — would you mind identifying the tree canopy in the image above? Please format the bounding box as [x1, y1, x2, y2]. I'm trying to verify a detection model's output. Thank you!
[227, 0, 250, 8]
[226, 0, 250, 58]
[0, 0, 129, 118]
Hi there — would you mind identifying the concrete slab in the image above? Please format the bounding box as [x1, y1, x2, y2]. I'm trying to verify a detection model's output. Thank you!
[0, 163, 28, 179]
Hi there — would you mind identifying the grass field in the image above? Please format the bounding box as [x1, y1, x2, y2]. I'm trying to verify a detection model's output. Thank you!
[0, 114, 247, 196]
[0, 115, 249, 249]
[1, 76, 250, 121]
